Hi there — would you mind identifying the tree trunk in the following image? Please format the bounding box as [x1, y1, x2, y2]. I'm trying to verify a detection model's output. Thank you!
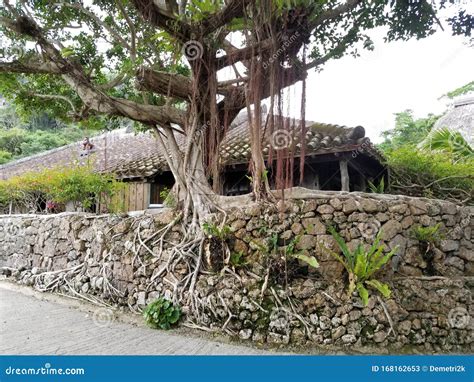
[153, 123, 216, 233]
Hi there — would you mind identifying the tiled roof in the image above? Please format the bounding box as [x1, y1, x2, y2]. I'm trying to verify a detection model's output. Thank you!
[0, 115, 378, 180]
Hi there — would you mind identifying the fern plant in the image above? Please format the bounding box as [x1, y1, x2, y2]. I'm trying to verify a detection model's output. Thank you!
[285, 235, 319, 268]
[323, 227, 397, 305]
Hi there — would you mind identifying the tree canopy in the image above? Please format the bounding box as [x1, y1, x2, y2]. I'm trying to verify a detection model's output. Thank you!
[0, 0, 473, 221]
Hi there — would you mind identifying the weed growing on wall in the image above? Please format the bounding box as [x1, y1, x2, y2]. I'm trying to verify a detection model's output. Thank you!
[143, 298, 181, 330]
[324, 227, 397, 306]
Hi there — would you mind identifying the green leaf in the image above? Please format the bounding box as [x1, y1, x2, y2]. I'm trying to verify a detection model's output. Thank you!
[356, 282, 369, 306]
[293, 253, 319, 268]
[169, 309, 181, 324]
[366, 279, 391, 298]
[328, 226, 354, 269]
[61, 48, 75, 57]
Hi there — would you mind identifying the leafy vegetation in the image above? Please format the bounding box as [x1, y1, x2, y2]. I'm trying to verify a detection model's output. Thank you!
[442, 80, 474, 99]
[379, 109, 474, 204]
[368, 178, 385, 194]
[0, 165, 124, 213]
[385, 146, 474, 203]
[202, 222, 232, 240]
[284, 235, 319, 269]
[324, 227, 396, 306]
[420, 128, 473, 162]
[143, 298, 181, 330]
[379, 110, 439, 152]
[410, 223, 444, 247]
[229, 251, 247, 268]
[0, 104, 90, 164]
[159, 186, 176, 208]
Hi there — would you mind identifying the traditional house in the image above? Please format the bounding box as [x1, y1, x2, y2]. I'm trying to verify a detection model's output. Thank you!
[0, 114, 386, 212]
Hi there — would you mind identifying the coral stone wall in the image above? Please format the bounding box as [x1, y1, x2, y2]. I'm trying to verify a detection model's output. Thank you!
[0, 191, 472, 353]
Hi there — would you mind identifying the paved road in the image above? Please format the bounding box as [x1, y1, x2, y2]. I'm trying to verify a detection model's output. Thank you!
[0, 282, 271, 355]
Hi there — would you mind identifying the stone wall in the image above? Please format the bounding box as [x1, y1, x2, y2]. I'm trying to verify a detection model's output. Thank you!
[0, 191, 472, 353]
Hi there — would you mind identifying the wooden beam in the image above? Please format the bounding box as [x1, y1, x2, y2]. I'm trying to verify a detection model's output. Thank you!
[340, 159, 350, 192]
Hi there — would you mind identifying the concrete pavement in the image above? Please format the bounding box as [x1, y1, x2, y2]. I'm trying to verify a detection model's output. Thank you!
[0, 281, 272, 355]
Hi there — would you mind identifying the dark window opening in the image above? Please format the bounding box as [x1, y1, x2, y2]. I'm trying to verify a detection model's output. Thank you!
[150, 172, 175, 205]
[223, 171, 251, 196]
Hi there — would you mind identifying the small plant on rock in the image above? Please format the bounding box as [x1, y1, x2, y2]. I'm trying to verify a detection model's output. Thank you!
[410, 223, 443, 247]
[143, 298, 181, 330]
[410, 223, 444, 275]
[323, 226, 397, 306]
[202, 222, 232, 240]
[230, 251, 247, 268]
[285, 235, 319, 269]
[202, 221, 233, 270]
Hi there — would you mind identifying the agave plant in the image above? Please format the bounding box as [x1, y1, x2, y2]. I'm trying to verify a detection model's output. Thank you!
[368, 177, 385, 194]
[323, 226, 397, 305]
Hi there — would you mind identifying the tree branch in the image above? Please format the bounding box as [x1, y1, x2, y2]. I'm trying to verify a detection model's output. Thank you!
[131, 0, 192, 41]
[61, 2, 132, 52]
[215, 0, 363, 71]
[310, 0, 363, 29]
[0, 15, 186, 126]
[30, 93, 77, 114]
[135, 68, 192, 100]
[0, 59, 63, 74]
[198, 0, 252, 36]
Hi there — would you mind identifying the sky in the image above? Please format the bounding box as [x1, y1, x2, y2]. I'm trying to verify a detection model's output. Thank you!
[302, 29, 474, 143]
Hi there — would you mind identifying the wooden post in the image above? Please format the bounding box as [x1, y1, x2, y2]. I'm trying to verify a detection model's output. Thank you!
[340, 159, 350, 192]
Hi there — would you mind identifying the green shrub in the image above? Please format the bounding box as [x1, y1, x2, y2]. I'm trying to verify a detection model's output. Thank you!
[385, 146, 474, 204]
[0, 165, 124, 213]
[143, 298, 181, 330]
[323, 227, 397, 306]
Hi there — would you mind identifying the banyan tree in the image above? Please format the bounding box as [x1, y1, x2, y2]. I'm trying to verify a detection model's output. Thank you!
[0, 0, 472, 228]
